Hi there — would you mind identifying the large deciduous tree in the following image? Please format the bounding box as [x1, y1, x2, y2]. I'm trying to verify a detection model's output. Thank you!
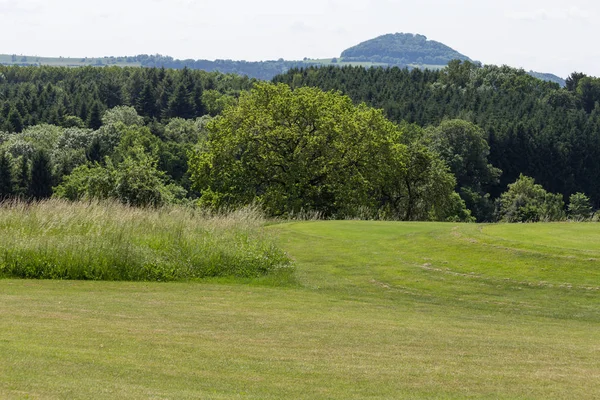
[189, 82, 467, 220]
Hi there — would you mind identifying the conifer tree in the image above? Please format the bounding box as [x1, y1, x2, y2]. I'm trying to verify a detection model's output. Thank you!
[0, 151, 13, 198]
[79, 101, 89, 122]
[14, 156, 30, 198]
[29, 150, 53, 199]
[87, 102, 103, 130]
[193, 84, 205, 117]
[136, 82, 157, 118]
[7, 107, 24, 133]
[86, 136, 103, 163]
[167, 83, 195, 119]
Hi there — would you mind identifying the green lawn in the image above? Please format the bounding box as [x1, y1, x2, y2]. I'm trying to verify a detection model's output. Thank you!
[1, 221, 599, 398]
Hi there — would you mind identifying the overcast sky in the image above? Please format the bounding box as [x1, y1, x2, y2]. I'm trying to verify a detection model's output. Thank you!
[1, 0, 598, 78]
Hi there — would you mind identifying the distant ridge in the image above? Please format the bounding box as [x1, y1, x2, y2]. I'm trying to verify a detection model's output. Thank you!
[527, 71, 565, 87]
[0, 33, 565, 85]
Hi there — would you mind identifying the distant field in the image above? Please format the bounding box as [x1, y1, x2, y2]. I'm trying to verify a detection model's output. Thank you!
[304, 58, 446, 69]
[0, 54, 439, 71]
[0, 54, 142, 67]
[407, 63, 446, 70]
[303, 58, 391, 68]
[1, 221, 599, 398]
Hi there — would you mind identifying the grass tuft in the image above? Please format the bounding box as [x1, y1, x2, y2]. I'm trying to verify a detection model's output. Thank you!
[0, 200, 292, 281]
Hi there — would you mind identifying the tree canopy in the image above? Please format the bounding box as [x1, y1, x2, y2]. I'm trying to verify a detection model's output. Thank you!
[274, 64, 600, 209]
[189, 82, 468, 220]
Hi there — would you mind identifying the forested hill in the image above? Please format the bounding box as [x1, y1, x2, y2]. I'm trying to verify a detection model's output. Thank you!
[341, 33, 471, 66]
[274, 63, 600, 206]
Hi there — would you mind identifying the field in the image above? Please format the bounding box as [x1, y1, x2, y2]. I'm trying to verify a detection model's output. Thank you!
[0, 54, 446, 71]
[303, 58, 392, 68]
[1, 220, 600, 398]
[0, 54, 142, 67]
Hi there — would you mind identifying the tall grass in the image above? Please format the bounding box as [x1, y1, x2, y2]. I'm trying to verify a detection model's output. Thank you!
[0, 200, 292, 281]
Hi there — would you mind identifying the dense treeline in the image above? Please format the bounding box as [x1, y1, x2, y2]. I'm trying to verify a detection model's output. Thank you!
[0, 106, 209, 206]
[0, 78, 478, 222]
[134, 55, 316, 81]
[274, 62, 600, 209]
[0, 63, 597, 222]
[0, 65, 254, 132]
[1, 54, 317, 81]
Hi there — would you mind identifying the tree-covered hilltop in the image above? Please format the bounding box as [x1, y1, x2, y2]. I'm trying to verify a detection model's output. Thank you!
[341, 33, 471, 66]
[274, 62, 600, 210]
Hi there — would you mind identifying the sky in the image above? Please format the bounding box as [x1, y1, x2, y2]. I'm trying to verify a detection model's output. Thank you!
[1, 0, 599, 78]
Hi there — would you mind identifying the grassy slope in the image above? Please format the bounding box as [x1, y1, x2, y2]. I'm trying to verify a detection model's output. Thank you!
[1, 221, 600, 398]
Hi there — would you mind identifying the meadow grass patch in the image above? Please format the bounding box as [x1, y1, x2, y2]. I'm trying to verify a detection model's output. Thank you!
[0, 200, 291, 281]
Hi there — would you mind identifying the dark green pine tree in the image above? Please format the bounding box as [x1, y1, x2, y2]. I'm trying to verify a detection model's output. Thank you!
[136, 82, 157, 119]
[48, 105, 66, 127]
[1, 102, 11, 119]
[87, 102, 103, 130]
[29, 150, 53, 199]
[79, 100, 89, 122]
[156, 74, 174, 119]
[86, 136, 103, 163]
[0, 151, 14, 198]
[7, 107, 24, 133]
[167, 83, 195, 119]
[193, 84, 205, 117]
[14, 156, 30, 198]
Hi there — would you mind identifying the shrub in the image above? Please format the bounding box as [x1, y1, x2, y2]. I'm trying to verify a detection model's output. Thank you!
[496, 174, 565, 222]
[568, 192, 593, 221]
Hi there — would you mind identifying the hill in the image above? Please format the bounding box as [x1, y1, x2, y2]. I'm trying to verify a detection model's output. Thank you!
[528, 70, 566, 86]
[341, 32, 471, 67]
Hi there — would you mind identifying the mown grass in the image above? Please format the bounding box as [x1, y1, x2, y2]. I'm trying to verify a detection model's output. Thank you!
[1, 220, 600, 398]
[0, 200, 291, 281]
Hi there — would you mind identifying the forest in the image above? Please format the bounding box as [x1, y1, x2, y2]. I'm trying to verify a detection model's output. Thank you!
[276, 63, 600, 207]
[0, 62, 598, 222]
